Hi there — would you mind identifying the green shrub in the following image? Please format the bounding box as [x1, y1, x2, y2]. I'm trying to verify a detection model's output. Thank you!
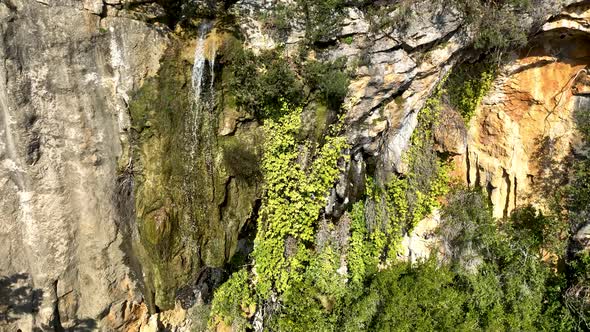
[509, 205, 568, 257]
[574, 98, 590, 139]
[296, 0, 346, 43]
[269, 246, 346, 331]
[367, 0, 413, 33]
[389, 86, 451, 234]
[341, 36, 353, 45]
[221, 44, 302, 118]
[347, 200, 386, 288]
[446, 60, 496, 122]
[261, 3, 292, 35]
[221, 40, 350, 118]
[209, 269, 256, 331]
[452, 0, 532, 51]
[302, 59, 349, 109]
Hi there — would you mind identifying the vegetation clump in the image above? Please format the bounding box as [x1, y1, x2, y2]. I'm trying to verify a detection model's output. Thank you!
[210, 269, 256, 331]
[252, 103, 348, 297]
[206, 2, 590, 330]
[445, 60, 497, 122]
[220, 42, 303, 118]
[302, 58, 350, 109]
[451, 0, 533, 51]
[220, 39, 349, 119]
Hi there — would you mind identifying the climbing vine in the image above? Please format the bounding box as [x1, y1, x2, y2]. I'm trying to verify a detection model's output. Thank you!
[348, 199, 385, 287]
[209, 269, 256, 331]
[385, 85, 451, 237]
[446, 60, 497, 122]
[252, 102, 348, 297]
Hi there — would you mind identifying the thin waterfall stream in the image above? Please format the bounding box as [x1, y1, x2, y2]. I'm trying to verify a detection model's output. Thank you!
[183, 21, 219, 238]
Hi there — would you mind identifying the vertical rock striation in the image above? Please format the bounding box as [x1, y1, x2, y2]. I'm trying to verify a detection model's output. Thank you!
[451, 2, 590, 218]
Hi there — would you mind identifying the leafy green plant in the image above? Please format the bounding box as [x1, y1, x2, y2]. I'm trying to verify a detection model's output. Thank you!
[221, 44, 302, 118]
[261, 3, 293, 35]
[452, 0, 532, 51]
[509, 205, 569, 258]
[221, 40, 350, 118]
[209, 269, 256, 331]
[388, 85, 451, 234]
[302, 59, 350, 109]
[367, 0, 413, 34]
[347, 200, 386, 288]
[296, 0, 346, 43]
[252, 103, 348, 297]
[446, 60, 497, 122]
[341, 36, 354, 45]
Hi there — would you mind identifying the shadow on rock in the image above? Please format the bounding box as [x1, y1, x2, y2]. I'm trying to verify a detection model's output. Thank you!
[33, 318, 97, 332]
[0, 273, 42, 324]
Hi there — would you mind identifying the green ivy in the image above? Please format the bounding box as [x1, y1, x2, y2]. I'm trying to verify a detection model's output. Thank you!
[209, 269, 256, 331]
[446, 60, 496, 122]
[347, 200, 385, 287]
[384, 85, 451, 236]
[252, 103, 349, 297]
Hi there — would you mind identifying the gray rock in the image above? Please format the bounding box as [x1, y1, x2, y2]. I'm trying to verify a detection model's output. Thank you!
[0, 1, 168, 330]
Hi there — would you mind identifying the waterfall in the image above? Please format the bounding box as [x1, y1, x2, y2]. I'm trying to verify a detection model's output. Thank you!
[190, 22, 212, 111]
[188, 21, 219, 138]
[181, 21, 220, 248]
[184, 21, 219, 214]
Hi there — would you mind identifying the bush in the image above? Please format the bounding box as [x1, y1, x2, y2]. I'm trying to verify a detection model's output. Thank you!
[302, 59, 349, 109]
[452, 0, 532, 51]
[209, 270, 256, 332]
[367, 0, 413, 34]
[445, 59, 496, 122]
[296, 0, 346, 43]
[221, 44, 302, 118]
[509, 205, 568, 257]
[221, 39, 350, 118]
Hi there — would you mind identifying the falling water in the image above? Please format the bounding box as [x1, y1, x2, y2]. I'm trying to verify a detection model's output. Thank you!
[183, 21, 220, 231]
[209, 35, 216, 95]
[190, 22, 212, 112]
[188, 21, 218, 144]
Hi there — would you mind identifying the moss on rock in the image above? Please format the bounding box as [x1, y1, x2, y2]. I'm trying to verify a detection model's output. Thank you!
[129, 38, 263, 310]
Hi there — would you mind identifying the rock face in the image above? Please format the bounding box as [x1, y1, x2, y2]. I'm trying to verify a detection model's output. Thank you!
[0, 0, 168, 330]
[1, 0, 590, 330]
[450, 2, 590, 218]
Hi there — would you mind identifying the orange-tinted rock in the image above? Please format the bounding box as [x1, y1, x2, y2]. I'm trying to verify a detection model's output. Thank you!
[455, 33, 590, 218]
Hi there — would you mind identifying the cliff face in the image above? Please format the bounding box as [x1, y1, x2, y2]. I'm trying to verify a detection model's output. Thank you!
[0, 1, 168, 330]
[1, 0, 589, 331]
[452, 2, 590, 218]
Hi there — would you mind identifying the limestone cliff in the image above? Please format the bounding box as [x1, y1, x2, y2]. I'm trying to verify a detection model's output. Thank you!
[1, 0, 589, 331]
[449, 2, 590, 218]
[0, 0, 168, 330]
